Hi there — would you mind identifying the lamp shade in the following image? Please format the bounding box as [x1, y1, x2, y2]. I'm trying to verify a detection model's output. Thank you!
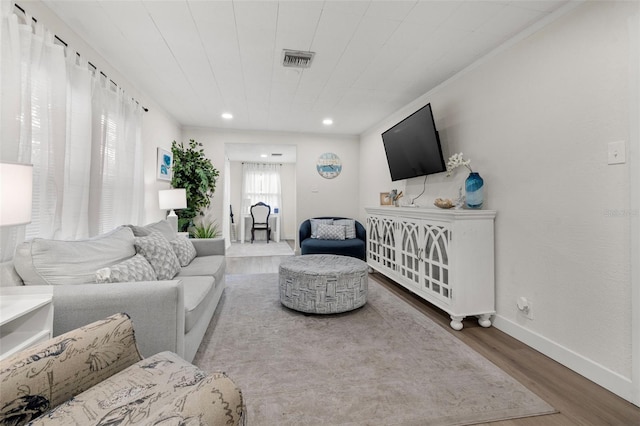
[0, 163, 33, 226]
[158, 188, 187, 210]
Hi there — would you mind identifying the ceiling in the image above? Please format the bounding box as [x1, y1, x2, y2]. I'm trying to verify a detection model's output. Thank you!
[225, 143, 297, 163]
[40, 0, 568, 136]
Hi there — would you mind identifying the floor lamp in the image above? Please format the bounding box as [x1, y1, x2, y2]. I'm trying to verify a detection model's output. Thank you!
[159, 188, 187, 233]
[0, 163, 33, 227]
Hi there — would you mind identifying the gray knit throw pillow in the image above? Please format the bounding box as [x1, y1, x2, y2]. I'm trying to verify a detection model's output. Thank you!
[334, 219, 357, 239]
[96, 254, 157, 283]
[134, 232, 181, 280]
[317, 223, 346, 240]
[170, 235, 197, 267]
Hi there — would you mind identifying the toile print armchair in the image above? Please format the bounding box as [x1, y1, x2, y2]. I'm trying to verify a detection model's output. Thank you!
[0, 312, 245, 426]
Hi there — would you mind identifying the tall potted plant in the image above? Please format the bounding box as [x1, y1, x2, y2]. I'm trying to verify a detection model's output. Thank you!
[171, 139, 220, 232]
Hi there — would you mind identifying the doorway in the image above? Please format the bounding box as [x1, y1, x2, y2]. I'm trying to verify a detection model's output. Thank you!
[224, 143, 297, 252]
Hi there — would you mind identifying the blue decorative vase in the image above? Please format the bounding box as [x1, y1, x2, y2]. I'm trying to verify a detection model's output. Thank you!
[465, 172, 484, 209]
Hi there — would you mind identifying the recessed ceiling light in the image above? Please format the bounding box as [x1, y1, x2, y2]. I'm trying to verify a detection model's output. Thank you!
[260, 154, 268, 158]
[221, 112, 233, 120]
[323, 118, 333, 125]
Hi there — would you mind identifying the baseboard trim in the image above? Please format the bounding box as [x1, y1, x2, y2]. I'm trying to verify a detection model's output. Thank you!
[493, 315, 637, 406]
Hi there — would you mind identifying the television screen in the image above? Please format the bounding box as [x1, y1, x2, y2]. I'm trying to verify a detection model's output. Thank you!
[381, 103, 446, 181]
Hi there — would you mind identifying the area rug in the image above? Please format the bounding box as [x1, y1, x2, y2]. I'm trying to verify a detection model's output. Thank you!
[226, 241, 294, 257]
[193, 273, 556, 425]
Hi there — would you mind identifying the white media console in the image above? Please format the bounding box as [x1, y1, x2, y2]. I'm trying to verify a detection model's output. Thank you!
[365, 206, 497, 330]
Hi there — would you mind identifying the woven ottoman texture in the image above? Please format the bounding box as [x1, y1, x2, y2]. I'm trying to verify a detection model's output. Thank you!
[279, 254, 368, 314]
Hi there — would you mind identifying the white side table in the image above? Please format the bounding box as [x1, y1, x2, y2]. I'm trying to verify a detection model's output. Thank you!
[0, 293, 54, 360]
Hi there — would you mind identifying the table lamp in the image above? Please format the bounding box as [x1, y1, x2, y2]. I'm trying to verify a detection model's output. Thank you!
[0, 162, 33, 227]
[158, 188, 187, 233]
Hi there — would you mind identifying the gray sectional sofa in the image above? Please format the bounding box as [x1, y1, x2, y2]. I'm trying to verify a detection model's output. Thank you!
[0, 220, 225, 362]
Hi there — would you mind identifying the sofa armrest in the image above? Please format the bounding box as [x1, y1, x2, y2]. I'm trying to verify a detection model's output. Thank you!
[0, 313, 142, 421]
[0, 261, 23, 287]
[161, 371, 245, 425]
[355, 220, 366, 241]
[299, 220, 312, 246]
[51, 280, 185, 358]
[191, 237, 225, 256]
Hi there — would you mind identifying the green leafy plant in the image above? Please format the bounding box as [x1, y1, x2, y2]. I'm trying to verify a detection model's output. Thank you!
[171, 139, 220, 232]
[189, 221, 221, 239]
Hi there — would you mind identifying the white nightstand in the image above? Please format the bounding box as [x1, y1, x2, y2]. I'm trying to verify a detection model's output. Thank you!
[0, 293, 54, 360]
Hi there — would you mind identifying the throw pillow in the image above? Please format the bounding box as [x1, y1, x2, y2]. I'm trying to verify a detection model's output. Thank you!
[95, 254, 157, 283]
[317, 223, 346, 240]
[13, 226, 136, 286]
[126, 220, 176, 242]
[170, 235, 197, 267]
[310, 218, 333, 238]
[125, 224, 151, 237]
[334, 219, 357, 239]
[134, 232, 181, 280]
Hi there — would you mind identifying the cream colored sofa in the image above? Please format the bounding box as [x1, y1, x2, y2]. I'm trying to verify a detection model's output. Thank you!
[1, 220, 225, 362]
[0, 313, 245, 425]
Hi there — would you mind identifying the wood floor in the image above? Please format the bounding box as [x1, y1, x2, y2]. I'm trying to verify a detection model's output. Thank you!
[225, 248, 640, 425]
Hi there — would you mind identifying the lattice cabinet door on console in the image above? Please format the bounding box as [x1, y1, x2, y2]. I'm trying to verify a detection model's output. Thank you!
[420, 221, 452, 305]
[365, 207, 496, 330]
[366, 215, 397, 276]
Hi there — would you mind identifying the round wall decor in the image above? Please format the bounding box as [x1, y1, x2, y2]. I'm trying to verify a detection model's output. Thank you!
[316, 153, 342, 179]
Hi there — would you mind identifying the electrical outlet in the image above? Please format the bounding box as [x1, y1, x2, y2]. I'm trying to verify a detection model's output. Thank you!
[523, 300, 533, 320]
[608, 140, 626, 165]
[517, 297, 534, 320]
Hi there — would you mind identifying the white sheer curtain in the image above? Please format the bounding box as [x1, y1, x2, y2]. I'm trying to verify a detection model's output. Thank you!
[0, 6, 67, 259]
[0, 5, 144, 261]
[241, 163, 282, 214]
[89, 79, 144, 236]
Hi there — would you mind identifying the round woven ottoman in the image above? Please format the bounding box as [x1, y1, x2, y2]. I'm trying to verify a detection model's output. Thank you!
[279, 254, 368, 314]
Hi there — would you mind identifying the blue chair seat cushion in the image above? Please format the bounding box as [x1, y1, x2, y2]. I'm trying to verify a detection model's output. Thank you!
[301, 238, 365, 259]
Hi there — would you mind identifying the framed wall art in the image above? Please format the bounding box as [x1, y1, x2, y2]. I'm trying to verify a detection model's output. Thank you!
[157, 147, 173, 181]
[380, 192, 392, 206]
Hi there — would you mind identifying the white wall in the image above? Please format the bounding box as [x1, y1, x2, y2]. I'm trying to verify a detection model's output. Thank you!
[360, 1, 639, 403]
[142, 110, 182, 224]
[182, 127, 360, 247]
[19, 1, 182, 227]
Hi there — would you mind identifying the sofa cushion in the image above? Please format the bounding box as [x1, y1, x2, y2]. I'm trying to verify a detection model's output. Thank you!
[317, 223, 346, 240]
[134, 232, 181, 280]
[310, 218, 333, 238]
[301, 237, 366, 260]
[170, 235, 197, 266]
[25, 351, 244, 426]
[179, 275, 216, 333]
[95, 254, 157, 283]
[127, 219, 176, 242]
[14, 227, 136, 286]
[334, 218, 357, 239]
[178, 255, 224, 278]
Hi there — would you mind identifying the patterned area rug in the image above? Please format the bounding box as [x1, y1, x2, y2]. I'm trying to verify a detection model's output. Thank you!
[226, 241, 294, 257]
[194, 273, 556, 425]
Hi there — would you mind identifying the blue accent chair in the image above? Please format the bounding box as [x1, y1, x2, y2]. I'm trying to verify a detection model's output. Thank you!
[299, 217, 366, 261]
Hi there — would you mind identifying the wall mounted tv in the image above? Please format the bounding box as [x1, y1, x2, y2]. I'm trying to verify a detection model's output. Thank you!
[381, 103, 446, 181]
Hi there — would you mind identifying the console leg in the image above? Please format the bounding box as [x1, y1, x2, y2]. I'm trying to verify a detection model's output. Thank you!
[478, 314, 492, 328]
[450, 316, 464, 331]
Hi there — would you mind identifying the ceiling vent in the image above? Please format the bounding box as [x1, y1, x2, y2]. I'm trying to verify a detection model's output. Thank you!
[282, 49, 315, 68]
[271, 153, 283, 157]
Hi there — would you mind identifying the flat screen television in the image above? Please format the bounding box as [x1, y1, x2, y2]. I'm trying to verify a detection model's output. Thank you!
[381, 103, 446, 181]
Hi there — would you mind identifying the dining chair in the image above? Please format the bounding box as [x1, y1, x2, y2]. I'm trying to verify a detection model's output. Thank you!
[250, 202, 271, 243]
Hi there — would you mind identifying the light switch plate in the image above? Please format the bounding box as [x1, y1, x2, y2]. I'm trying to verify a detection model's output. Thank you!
[608, 140, 626, 165]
